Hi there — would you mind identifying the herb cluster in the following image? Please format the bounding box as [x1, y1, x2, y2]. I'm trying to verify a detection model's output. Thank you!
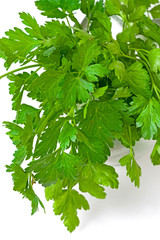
[0, 0, 160, 232]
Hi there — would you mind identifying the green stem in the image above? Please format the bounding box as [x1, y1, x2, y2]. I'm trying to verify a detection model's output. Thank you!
[68, 106, 75, 117]
[36, 107, 55, 135]
[34, 66, 42, 74]
[66, 16, 71, 28]
[128, 126, 133, 148]
[137, 50, 149, 64]
[129, 48, 149, 54]
[120, 50, 160, 99]
[154, 85, 160, 99]
[28, 172, 33, 189]
[87, 19, 90, 32]
[0, 64, 40, 80]
[119, 52, 138, 61]
[137, 51, 159, 97]
[17, 55, 38, 64]
[68, 106, 76, 126]
[54, 147, 61, 155]
[128, 126, 135, 158]
[68, 11, 82, 29]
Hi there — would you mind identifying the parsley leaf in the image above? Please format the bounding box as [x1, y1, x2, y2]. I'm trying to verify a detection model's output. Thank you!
[119, 154, 141, 187]
[9, 164, 45, 215]
[72, 39, 101, 71]
[1, 0, 160, 232]
[35, 0, 80, 18]
[105, 0, 121, 15]
[150, 4, 160, 19]
[110, 61, 151, 98]
[27, 150, 81, 186]
[53, 189, 89, 232]
[148, 49, 160, 73]
[84, 64, 109, 82]
[11, 164, 28, 192]
[59, 122, 77, 150]
[61, 75, 94, 107]
[19, 12, 42, 39]
[126, 62, 151, 99]
[0, 27, 42, 68]
[24, 187, 45, 215]
[79, 163, 119, 198]
[136, 97, 160, 139]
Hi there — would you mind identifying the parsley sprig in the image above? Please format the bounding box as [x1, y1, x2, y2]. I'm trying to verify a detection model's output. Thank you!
[1, 0, 160, 232]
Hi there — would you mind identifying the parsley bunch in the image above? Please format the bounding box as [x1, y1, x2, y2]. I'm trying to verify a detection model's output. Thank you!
[1, 0, 160, 232]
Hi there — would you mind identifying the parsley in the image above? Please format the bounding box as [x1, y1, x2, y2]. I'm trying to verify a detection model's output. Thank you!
[1, 0, 160, 232]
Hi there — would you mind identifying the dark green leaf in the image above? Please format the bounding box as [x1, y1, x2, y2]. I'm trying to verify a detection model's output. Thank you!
[29, 70, 65, 100]
[61, 75, 94, 108]
[78, 100, 125, 142]
[76, 100, 125, 163]
[34, 118, 65, 157]
[55, 152, 81, 180]
[27, 151, 81, 186]
[59, 122, 77, 150]
[72, 39, 101, 71]
[126, 62, 151, 99]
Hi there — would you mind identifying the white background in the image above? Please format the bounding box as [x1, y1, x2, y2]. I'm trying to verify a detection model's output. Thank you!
[0, 1, 160, 239]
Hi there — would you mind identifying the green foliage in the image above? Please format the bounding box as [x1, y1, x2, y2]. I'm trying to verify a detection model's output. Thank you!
[1, 0, 160, 232]
[19, 12, 42, 39]
[59, 122, 77, 150]
[148, 49, 160, 73]
[53, 189, 89, 232]
[9, 164, 45, 215]
[79, 163, 119, 198]
[26, 150, 82, 186]
[150, 4, 160, 19]
[119, 153, 141, 187]
[136, 98, 160, 140]
[139, 16, 160, 46]
[0, 25, 42, 69]
[35, 0, 80, 18]
[150, 137, 160, 165]
[105, 0, 121, 15]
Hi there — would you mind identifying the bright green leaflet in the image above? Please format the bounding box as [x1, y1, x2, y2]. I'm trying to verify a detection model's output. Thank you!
[1, 0, 160, 233]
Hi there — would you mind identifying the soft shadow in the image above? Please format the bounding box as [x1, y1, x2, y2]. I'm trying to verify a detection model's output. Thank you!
[79, 140, 160, 230]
